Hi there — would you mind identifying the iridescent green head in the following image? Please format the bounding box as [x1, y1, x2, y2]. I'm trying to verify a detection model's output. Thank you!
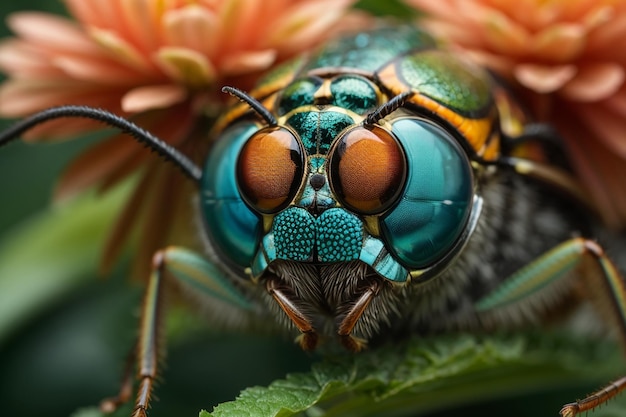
[200, 28, 490, 284]
[201, 86, 477, 283]
[193, 25, 508, 353]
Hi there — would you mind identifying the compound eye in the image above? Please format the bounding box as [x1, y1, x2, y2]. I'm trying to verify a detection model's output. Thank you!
[329, 126, 406, 214]
[237, 126, 305, 214]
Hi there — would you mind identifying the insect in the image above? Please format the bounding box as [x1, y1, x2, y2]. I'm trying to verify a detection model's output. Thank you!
[1, 25, 626, 417]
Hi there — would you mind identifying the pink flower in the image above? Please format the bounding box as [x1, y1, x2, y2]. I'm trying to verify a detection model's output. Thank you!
[0, 0, 363, 275]
[407, 0, 626, 228]
[1, 0, 360, 119]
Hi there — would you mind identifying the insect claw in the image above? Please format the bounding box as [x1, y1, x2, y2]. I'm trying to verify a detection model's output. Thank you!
[99, 383, 134, 413]
[559, 403, 578, 417]
[340, 334, 368, 352]
[297, 332, 319, 351]
[100, 398, 121, 414]
[132, 407, 149, 417]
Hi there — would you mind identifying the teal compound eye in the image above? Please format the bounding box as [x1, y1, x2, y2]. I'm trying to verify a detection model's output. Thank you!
[379, 118, 475, 270]
[200, 122, 264, 268]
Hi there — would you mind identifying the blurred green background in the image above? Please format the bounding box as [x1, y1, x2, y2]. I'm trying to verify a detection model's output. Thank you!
[0, 2, 625, 417]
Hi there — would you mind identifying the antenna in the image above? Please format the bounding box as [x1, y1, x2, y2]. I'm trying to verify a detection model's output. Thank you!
[222, 86, 277, 126]
[363, 91, 415, 126]
[0, 105, 203, 184]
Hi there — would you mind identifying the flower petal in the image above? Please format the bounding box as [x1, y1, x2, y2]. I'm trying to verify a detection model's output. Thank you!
[482, 9, 531, 55]
[162, 5, 220, 56]
[533, 23, 586, 62]
[604, 85, 626, 117]
[585, 6, 626, 52]
[121, 84, 188, 112]
[0, 40, 62, 77]
[7, 12, 100, 54]
[405, 0, 456, 19]
[64, 0, 120, 30]
[264, 0, 353, 54]
[155, 47, 216, 87]
[217, 0, 265, 53]
[562, 114, 626, 228]
[0, 80, 85, 116]
[54, 55, 148, 84]
[220, 50, 277, 76]
[55, 134, 139, 200]
[561, 62, 625, 102]
[576, 101, 626, 158]
[89, 27, 153, 73]
[514, 64, 577, 93]
[420, 20, 483, 47]
[0, 79, 125, 137]
[118, 0, 163, 54]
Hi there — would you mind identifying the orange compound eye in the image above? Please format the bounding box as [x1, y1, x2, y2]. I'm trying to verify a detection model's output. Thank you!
[237, 127, 305, 214]
[329, 126, 406, 214]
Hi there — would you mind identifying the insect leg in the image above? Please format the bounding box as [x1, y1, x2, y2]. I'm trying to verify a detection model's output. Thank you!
[560, 376, 626, 417]
[129, 250, 167, 417]
[265, 276, 318, 350]
[497, 157, 592, 210]
[107, 246, 251, 417]
[337, 281, 382, 352]
[475, 237, 626, 417]
[100, 340, 138, 413]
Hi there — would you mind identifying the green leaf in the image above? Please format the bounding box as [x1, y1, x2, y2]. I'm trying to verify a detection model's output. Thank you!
[0, 182, 131, 343]
[203, 332, 625, 417]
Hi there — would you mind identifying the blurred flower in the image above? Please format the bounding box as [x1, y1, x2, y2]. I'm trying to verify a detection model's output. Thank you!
[0, 0, 363, 276]
[407, 0, 626, 228]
